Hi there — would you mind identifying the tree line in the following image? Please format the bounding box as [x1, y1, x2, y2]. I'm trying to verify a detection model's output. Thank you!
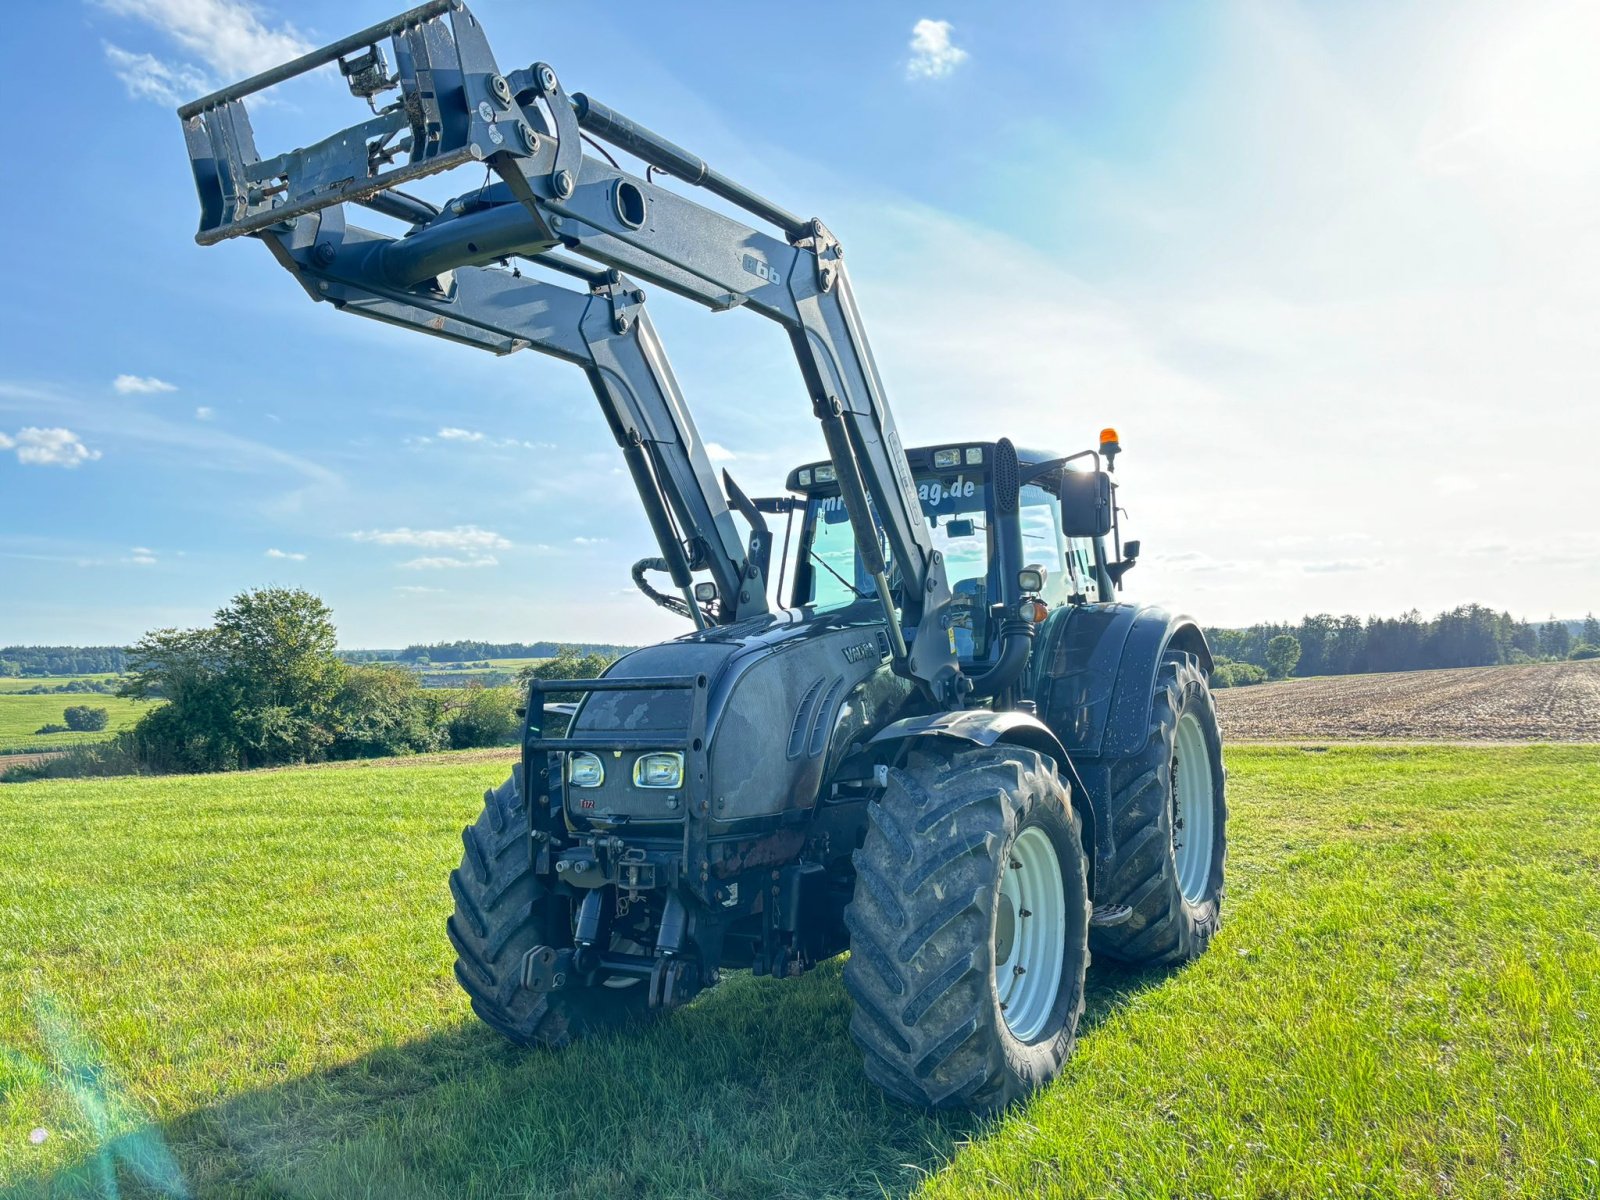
[1207, 605, 1600, 683]
[341, 639, 635, 665]
[0, 646, 129, 677]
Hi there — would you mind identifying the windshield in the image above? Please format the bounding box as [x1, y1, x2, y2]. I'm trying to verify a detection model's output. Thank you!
[799, 472, 994, 652]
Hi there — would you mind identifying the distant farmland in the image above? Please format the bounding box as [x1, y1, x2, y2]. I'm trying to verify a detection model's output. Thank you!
[0, 694, 154, 756]
[1216, 660, 1600, 742]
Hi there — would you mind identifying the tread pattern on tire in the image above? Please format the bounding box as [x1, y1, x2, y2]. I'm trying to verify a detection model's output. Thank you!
[446, 764, 649, 1046]
[1082, 652, 1227, 966]
[843, 746, 1089, 1112]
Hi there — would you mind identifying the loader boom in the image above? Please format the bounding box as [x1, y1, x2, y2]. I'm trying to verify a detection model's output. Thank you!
[179, 0, 958, 697]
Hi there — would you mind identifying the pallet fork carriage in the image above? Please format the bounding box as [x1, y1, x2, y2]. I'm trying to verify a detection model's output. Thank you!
[181, 1, 1229, 1113]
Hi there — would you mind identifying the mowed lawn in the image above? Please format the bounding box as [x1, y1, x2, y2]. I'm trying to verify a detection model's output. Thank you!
[1, 747, 1596, 1199]
[0, 695, 154, 755]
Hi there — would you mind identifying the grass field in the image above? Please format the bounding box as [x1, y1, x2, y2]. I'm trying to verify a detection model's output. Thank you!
[2, 746, 1597, 1198]
[0, 694, 154, 755]
[0, 676, 121, 696]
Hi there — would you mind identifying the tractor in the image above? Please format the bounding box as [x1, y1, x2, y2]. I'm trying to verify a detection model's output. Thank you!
[179, 1, 1225, 1112]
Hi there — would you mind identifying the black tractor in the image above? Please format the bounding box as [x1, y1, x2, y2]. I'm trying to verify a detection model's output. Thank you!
[181, 1, 1226, 1111]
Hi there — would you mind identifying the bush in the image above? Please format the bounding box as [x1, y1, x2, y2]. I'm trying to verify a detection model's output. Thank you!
[1570, 644, 1600, 661]
[1211, 660, 1267, 688]
[63, 705, 110, 732]
[520, 646, 619, 702]
[445, 685, 520, 749]
[34, 723, 70, 735]
[328, 666, 442, 759]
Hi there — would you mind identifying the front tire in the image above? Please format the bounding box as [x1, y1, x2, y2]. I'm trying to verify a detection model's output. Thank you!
[1083, 652, 1227, 966]
[447, 765, 653, 1046]
[843, 746, 1090, 1112]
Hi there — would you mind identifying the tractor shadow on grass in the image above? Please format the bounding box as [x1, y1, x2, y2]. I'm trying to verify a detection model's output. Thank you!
[11, 958, 1172, 1200]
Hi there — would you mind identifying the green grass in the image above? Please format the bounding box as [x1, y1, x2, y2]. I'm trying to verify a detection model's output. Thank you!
[0, 695, 155, 754]
[1, 746, 1596, 1199]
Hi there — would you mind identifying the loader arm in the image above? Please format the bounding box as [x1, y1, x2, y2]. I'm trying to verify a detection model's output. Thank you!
[178, 0, 957, 697]
[280, 204, 760, 624]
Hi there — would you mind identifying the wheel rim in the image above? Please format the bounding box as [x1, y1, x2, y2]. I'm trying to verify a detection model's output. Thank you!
[993, 825, 1067, 1042]
[1172, 711, 1216, 903]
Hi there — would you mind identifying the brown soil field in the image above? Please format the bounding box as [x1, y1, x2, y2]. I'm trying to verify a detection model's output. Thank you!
[1215, 659, 1600, 741]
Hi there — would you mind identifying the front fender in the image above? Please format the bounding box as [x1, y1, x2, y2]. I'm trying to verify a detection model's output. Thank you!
[868, 707, 1069, 766]
[866, 708, 1095, 894]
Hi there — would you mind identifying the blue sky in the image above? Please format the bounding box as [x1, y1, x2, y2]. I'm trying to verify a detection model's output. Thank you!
[2, 0, 1596, 647]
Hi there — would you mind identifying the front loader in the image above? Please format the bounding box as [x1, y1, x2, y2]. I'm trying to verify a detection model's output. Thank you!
[179, 1, 1226, 1112]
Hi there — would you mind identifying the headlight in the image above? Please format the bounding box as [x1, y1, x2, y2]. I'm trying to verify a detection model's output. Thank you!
[568, 752, 604, 787]
[633, 752, 684, 789]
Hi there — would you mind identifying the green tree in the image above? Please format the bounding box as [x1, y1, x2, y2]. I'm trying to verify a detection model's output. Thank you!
[1266, 634, 1302, 679]
[1583, 613, 1600, 646]
[120, 587, 347, 771]
[62, 705, 109, 732]
[1538, 619, 1571, 661]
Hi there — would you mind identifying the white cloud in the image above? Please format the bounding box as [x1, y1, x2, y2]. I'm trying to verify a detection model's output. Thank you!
[351, 525, 512, 552]
[103, 43, 209, 106]
[4, 428, 102, 468]
[400, 555, 499, 570]
[194, 406, 214, 421]
[99, 0, 310, 78]
[394, 585, 445, 594]
[430, 426, 554, 451]
[705, 442, 735, 462]
[1300, 559, 1382, 574]
[112, 373, 177, 395]
[265, 548, 305, 560]
[572, 536, 608, 545]
[906, 19, 968, 81]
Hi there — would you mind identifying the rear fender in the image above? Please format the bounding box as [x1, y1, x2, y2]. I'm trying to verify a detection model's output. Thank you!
[1029, 602, 1213, 759]
[866, 709, 1096, 894]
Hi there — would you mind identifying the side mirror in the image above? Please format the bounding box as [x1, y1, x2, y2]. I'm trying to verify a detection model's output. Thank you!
[1059, 470, 1113, 537]
[1123, 539, 1140, 560]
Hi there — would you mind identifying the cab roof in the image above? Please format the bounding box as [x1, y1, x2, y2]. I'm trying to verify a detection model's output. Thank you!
[784, 440, 1063, 494]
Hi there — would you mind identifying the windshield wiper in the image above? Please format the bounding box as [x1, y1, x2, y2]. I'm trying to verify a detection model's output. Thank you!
[810, 550, 866, 599]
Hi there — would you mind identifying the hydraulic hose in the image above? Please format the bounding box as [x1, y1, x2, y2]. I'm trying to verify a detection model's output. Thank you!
[964, 616, 1036, 700]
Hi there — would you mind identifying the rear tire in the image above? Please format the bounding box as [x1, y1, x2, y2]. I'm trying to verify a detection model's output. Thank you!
[1084, 652, 1227, 966]
[843, 746, 1090, 1112]
[447, 765, 653, 1046]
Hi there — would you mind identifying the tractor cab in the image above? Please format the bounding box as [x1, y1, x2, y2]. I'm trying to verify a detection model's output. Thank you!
[780, 438, 1135, 667]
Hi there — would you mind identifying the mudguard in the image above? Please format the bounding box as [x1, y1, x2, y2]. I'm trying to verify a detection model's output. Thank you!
[1028, 602, 1212, 759]
[868, 707, 1070, 765]
[867, 707, 1097, 892]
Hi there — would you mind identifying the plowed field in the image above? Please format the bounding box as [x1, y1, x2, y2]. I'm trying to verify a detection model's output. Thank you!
[1216, 659, 1600, 741]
